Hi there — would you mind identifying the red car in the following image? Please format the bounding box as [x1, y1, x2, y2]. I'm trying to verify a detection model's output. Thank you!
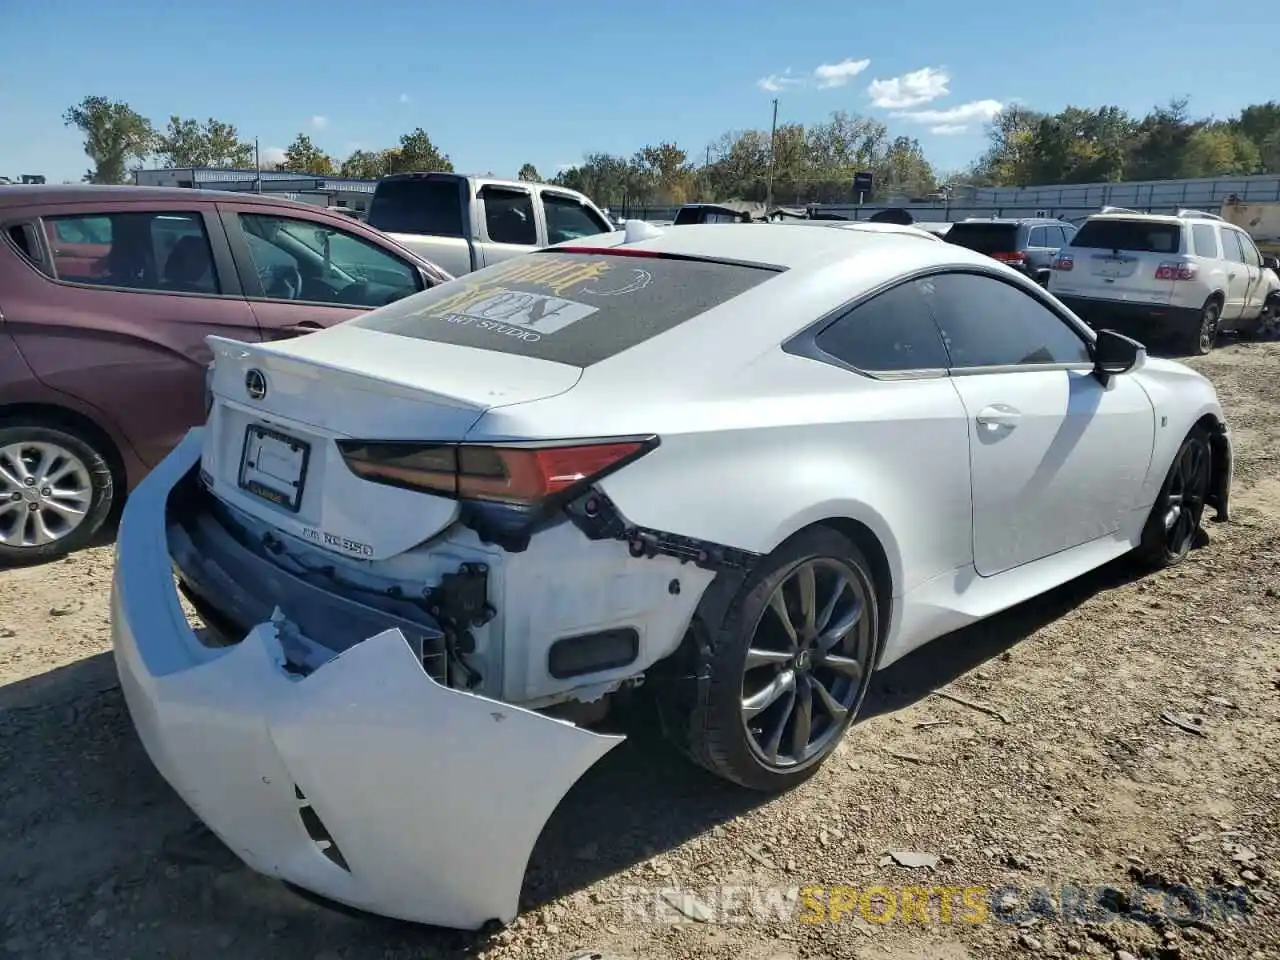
[0, 185, 452, 564]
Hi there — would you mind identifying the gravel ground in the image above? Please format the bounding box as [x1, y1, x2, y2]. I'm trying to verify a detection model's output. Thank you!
[1, 342, 1278, 960]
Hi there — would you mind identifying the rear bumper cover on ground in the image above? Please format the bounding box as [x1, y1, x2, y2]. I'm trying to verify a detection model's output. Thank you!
[110, 428, 624, 929]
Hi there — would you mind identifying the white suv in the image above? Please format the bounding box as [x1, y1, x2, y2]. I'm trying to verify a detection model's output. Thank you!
[1047, 208, 1280, 354]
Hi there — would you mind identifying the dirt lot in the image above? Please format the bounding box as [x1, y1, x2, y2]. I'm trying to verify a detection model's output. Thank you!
[2, 343, 1278, 960]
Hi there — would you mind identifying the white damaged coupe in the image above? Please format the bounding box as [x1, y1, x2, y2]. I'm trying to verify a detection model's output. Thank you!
[111, 220, 1232, 929]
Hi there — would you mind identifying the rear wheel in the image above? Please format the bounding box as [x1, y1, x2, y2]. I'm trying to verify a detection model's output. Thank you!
[0, 423, 115, 565]
[1181, 298, 1220, 356]
[1135, 426, 1211, 570]
[657, 527, 879, 792]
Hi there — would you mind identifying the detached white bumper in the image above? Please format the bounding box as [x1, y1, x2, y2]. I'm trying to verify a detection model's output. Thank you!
[111, 428, 624, 929]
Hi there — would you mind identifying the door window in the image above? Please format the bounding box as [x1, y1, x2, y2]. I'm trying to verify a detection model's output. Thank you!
[237, 213, 421, 307]
[479, 187, 537, 245]
[1236, 232, 1262, 267]
[1191, 224, 1219, 259]
[543, 193, 610, 244]
[923, 272, 1092, 368]
[1028, 226, 1047, 247]
[43, 211, 218, 294]
[1220, 229, 1247, 264]
[814, 279, 950, 373]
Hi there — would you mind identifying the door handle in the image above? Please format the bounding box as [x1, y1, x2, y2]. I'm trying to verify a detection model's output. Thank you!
[976, 404, 1021, 429]
[280, 322, 323, 336]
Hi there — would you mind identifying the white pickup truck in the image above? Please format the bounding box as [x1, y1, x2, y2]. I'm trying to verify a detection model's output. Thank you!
[365, 172, 613, 276]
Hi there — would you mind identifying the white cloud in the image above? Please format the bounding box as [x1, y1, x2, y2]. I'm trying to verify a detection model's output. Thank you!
[555, 162, 577, 172]
[261, 146, 287, 166]
[813, 57, 871, 89]
[930, 124, 969, 135]
[892, 99, 1004, 125]
[310, 115, 329, 130]
[757, 69, 803, 93]
[867, 66, 949, 109]
[398, 93, 411, 104]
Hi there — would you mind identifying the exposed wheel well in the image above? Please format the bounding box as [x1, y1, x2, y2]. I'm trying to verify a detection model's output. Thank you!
[1206, 291, 1225, 308]
[0, 403, 127, 495]
[810, 517, 894, 653]
[1192, 413, 1231, 522]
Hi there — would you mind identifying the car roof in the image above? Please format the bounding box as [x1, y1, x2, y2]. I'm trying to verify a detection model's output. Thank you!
[560, 221, 960, 270]
[0, 184, 321, 209]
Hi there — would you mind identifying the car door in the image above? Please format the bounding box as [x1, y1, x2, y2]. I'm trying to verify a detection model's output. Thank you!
[8, 202, 258, 466]
[1218, 228, 1252, 320]
[217, 203, 429, 340]
[1235, 230, 1269, 318]
[922, 271, 1155, 577]
[475, 184, 541, 268]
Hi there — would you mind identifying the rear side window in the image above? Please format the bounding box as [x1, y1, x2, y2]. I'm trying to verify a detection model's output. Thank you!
[480, 187, 537, 245]
[42, 211, 219, 294]
[945, 223, 1020, 255]
[815, 280, 950, 374]
[1071, 219, 1181, 254]
[1191, 224, 1219, 259]
[367, 178, 464, 237]
[1221, 230, 1246, 264]
[1028, 226, 1047, 247]
[352, 250, 782, 366]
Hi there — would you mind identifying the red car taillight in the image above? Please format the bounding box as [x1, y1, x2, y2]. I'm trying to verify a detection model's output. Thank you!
[991, 251, 1026, 266]
[338, 437, 656, 506]
[1155, 261, 1198, 281]
[1052, 254, 1074, 271]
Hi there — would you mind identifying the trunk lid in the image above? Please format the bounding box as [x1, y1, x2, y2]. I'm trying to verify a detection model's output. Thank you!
[200, 325, 582, 559]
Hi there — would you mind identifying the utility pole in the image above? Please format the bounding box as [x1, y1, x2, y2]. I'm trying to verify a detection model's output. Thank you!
[254, 138, 262, 193]
[764, 98, 779, 212]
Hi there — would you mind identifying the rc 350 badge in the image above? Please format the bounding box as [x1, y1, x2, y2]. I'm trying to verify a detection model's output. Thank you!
[300, 526, 375, 557]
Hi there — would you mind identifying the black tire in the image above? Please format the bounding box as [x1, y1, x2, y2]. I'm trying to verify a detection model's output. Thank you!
[1181, 298, 1220, 356]
[1135, 425, 1211, 570]
[0, 422, 115, 566]
[656, 526, 879, 792]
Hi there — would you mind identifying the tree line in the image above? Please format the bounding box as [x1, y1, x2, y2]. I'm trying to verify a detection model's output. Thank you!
[62, 94, 1280, 205]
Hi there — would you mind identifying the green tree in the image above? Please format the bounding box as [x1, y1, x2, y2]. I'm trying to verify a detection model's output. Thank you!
[279, 134, 334, 175]
[62, 96, 155, 184]
[386, 128, 452, 174]
[878, 136, 936, 198]
[1179, 125, 1261, 178]
[340, 148, 390, 179]
[517, 162, 541, 181]
[154, 116, 254, 168]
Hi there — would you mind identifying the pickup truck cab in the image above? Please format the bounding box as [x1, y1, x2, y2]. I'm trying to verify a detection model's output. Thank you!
[366, 172, 612, 276]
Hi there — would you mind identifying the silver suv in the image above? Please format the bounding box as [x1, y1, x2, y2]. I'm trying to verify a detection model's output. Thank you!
[1048, 208, 1280, 354]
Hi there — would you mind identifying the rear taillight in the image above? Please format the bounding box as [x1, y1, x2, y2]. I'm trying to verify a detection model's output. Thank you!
[991, 251, 1025, 266]
[338, 437, 655, 507]
[1155, 261, 1198, 281]
[1052, 254, 1074, 271]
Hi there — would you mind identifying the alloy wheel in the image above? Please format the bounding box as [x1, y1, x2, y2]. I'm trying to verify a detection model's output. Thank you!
[1163, 439, 1209, 555]
[740, 558, 874, 770]
[1199, 304, 1220, 354]
[0, 441, 94, 549]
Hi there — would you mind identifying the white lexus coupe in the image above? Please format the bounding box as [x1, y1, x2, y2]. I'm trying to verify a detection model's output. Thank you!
[111, 220, 1231, 929]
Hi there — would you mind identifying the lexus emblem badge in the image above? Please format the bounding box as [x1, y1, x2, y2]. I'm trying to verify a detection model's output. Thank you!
[245, 368, 267, 400]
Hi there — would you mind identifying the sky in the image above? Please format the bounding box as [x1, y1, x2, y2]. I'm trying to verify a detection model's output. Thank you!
[1, 0, 1274, 184]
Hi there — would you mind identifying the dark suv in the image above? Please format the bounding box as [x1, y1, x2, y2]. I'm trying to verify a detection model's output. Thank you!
[0, 185, 451, 563]
[944, 217, 1077, 286]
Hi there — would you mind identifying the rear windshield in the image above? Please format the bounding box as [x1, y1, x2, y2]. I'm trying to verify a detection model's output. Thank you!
[1070, 219, 1182, 254]
[367, 178, 464, 237]
[944, 222, 1019, 254]
[351, 250, 782, 366]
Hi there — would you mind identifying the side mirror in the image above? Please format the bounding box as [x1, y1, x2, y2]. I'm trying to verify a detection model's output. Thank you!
[1092, 328, 1145, 383]
[1263, 255, 1280, 272]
